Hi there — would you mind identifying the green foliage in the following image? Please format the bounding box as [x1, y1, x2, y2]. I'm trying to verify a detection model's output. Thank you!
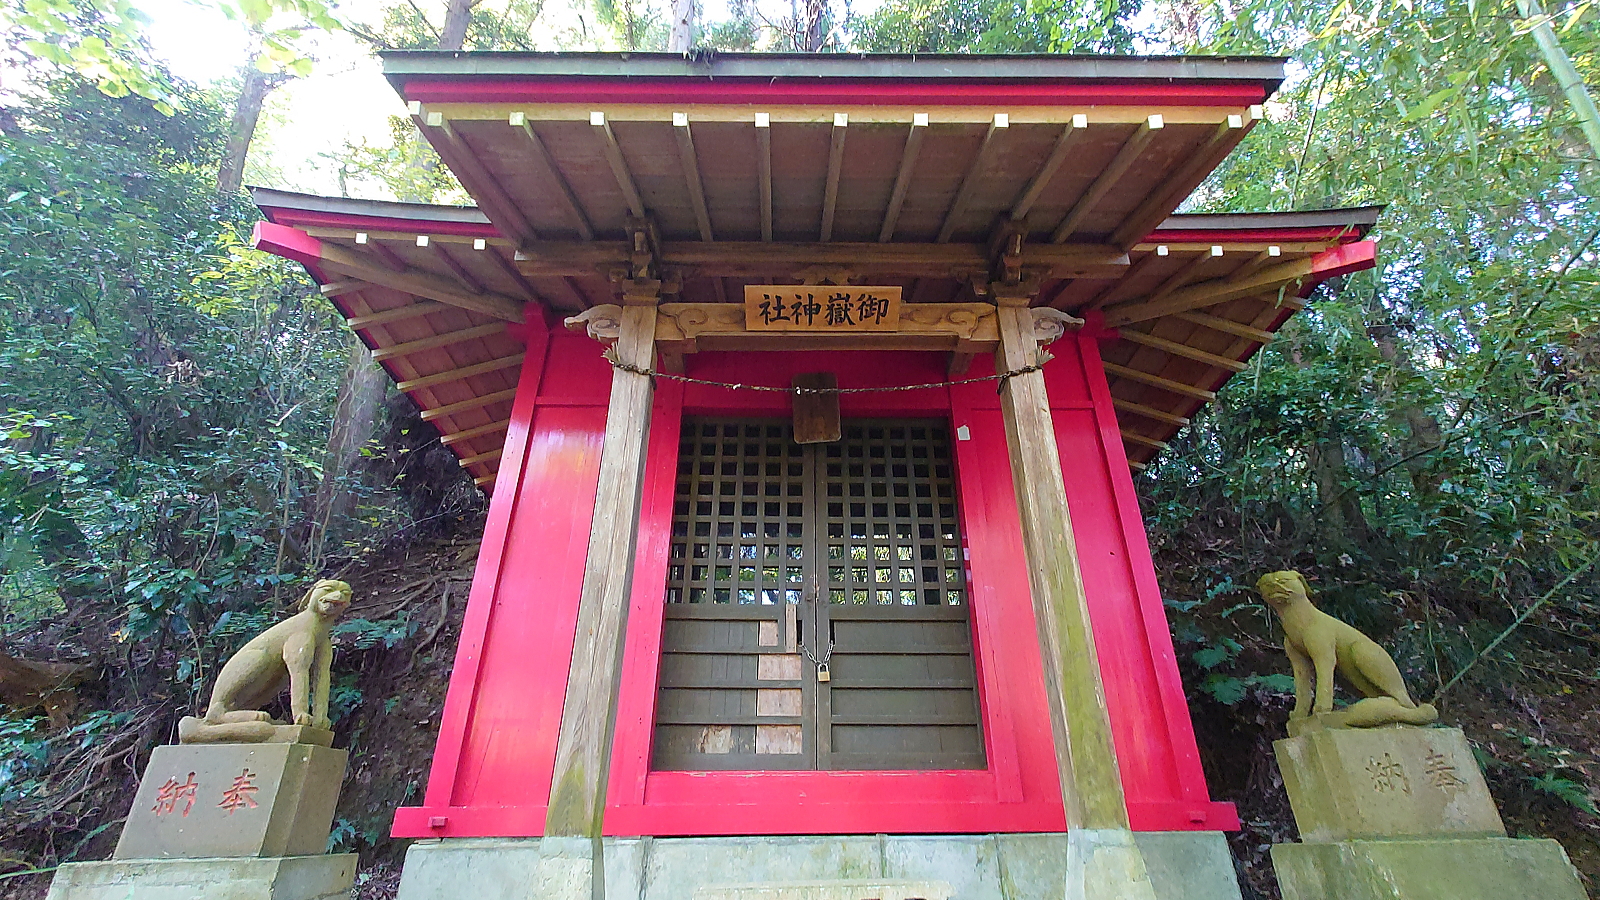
[851, 0, 1140, 52]
[333, 614, 417, 651]
[0, 76, 357, 677]
[1139, 0, 1600, 708]
[1529, 772, 1599, 815]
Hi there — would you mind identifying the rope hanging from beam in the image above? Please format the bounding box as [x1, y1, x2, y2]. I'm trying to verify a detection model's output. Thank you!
[601, 347, 1054, 395]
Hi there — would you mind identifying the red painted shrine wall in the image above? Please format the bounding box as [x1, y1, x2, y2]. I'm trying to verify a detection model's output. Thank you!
[392, 325, 1238, 839]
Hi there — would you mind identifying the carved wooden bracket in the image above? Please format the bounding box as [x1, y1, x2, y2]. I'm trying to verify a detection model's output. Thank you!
[1031, 308, 1086, 345]
[565, 304, 624, 343]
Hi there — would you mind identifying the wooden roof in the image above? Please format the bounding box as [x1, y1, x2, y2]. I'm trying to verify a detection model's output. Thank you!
[252, 52, 1382, 485]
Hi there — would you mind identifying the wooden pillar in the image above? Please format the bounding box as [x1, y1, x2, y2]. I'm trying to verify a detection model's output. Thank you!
[993, 288, 1130, 831]
[546, 284, 661, 838]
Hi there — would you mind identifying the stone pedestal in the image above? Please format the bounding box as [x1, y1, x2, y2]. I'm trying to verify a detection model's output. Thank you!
[45, 854, 357, 900]
[1271, 726, 1590, 900]
[115, 742, 348, 860]
[1272, 837, 1587, 900]
[47, 741, 355, 900]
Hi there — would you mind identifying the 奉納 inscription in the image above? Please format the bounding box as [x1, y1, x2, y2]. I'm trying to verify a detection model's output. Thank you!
[1424, 748, 1469, 790]
[1366, 752, 1411, 794]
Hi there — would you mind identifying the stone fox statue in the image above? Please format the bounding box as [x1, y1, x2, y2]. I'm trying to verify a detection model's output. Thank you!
[178, 580, 352, 744]
[1256, 571, 1438, 729]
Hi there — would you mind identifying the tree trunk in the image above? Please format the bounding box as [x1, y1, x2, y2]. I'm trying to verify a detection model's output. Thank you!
[440, 0, 480, 50]
[669, 0, 696, 51]
[308, 341, 388, 565]
[216, 54, 287, 195]
[802, 0, 826, 50]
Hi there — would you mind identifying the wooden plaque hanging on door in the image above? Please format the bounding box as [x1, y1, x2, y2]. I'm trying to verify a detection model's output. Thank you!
[792, 373, 841, 444]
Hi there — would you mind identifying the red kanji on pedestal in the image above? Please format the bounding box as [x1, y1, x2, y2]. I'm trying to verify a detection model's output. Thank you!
[152, 773, 199, 817]
[218, 768, 260, 814]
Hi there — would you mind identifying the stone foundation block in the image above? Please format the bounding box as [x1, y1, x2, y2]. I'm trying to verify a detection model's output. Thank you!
[1271, 837, 1589, 900]
[692, 880, 952, 900]
[45, 853, 357, 900]
[115, 742, 348, 860]
[1274, 726, 1502, 842]
[395, 832, 1242, 900]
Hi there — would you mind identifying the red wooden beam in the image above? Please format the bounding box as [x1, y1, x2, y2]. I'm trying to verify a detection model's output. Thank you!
[250, 221, 323, 268]
[400, 79, 1270, 107]
[1297, 239, 1377, 297]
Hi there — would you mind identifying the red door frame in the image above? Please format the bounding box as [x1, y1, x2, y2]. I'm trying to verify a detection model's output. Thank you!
[605, 350, 1067, 835]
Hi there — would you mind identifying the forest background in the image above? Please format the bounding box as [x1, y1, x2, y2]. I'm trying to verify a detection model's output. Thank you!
[0, 0, 1596, 895]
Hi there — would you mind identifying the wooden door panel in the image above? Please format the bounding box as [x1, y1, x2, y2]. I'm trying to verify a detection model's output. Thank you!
[654, 416, 983, 772]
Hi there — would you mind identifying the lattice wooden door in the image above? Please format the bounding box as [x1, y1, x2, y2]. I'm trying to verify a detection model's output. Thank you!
[653, 418, 984, 772]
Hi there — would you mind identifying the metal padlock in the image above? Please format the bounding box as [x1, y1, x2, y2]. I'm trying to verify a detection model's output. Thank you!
[816, 662, 830, 683]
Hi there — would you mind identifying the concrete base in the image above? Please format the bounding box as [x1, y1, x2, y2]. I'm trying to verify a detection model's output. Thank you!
[693, 880, 953, 900]
[394, 833, 1242, 900]
[1272, 837, 1590, 900]
[45, 854, 357, 900]
[1065, 830, 1158, 900]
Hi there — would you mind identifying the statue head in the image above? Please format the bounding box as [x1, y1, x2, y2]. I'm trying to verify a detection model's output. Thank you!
[1257, 570, 1312, 611]
[298, 579, 352, 620]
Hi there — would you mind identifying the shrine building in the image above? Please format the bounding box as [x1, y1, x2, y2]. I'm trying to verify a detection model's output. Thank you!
[249, 51, 1378, 900]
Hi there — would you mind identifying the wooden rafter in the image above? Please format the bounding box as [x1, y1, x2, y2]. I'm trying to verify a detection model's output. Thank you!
[1074, 247, 1167, 311]
[1010, 114, 1087, 224]
[1143, 245, 1223, 306]
[673, 112, 715, 242]
[1104, 254, 1318, 327]
[1103, 362, 1216, 401]
[487, 247, 542, 301]
[1110, 111, 1255, 250]
[414, 108, 538, 246]
[347, 301, 450, 330]
[937, 113, 1009, 244]
[317, 243, 525, 322]
[1226, 245, 1283, 284]
[591, 111, 646, 219]
[440, 419, 513, 447]
[510, 112, 594, 241]
[756, 113, 773, 243]
[1117, 328, 1248, 372]
[820, 113, 848, 242]
[1175, 310, 1275, 344]
[1120, 430, 1170, 450]
[1112, 398, 1191, 427]
[879, 113, 927, 243]
[457, 448, 504, 467]
[368, 240, 410, 272]
[396, 354, 525, 393]
[419, 388, 519, 422]
[320, 280, 362, 296]
[371, 323, 507, 362]
[514, 239, 1128, 280]
[433, 243, 486, 294]
[1053, 116, 1163, 244]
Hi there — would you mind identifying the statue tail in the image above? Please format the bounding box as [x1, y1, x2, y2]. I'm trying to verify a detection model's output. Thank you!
[1402, 702, 1440, 725]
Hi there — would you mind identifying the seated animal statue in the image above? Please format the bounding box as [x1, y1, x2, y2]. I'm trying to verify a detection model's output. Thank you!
[1256, 570, 1438, 731]
[178, 579, 352, 744]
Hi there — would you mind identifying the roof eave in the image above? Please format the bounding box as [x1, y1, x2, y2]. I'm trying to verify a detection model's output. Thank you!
[380, 50, 1286, 97]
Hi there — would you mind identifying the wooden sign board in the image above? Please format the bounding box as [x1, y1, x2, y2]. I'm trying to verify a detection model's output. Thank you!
[744, 286, 903, 332]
